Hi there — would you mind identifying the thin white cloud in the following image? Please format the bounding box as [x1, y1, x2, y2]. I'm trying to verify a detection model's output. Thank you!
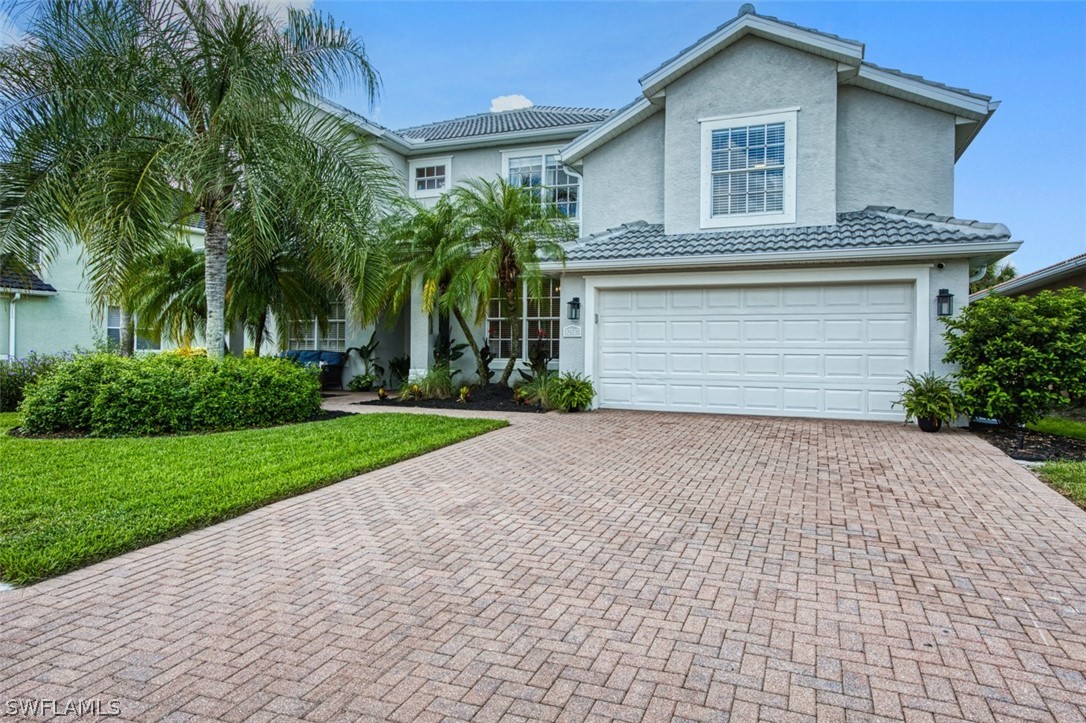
[0, 10, 23, 47]
[226, 0, 313, 24]
[490, 94, 533, 113]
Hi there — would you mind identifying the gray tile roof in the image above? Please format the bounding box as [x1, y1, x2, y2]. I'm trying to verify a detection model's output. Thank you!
[562, 207, 1012, 262]
[0, 259, 56, 293]
[972, 252, 1086, 299]
[638, 8, 863, 85]
[397, 106, 614, 142]
[860, 61, 992, 102]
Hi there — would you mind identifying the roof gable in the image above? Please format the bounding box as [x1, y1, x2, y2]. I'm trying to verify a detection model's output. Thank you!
[638, 8, 864, 98]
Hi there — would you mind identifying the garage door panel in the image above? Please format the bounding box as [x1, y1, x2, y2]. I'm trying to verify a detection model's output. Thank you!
[782, 388, 821, 411]
[707, 354, 741, 374]
[596, 282, 913, 421]
[634, 321, 666, 342]
[670, 353, 703, 374]
[745, 354, 780, 375]
[671, 321, 702, 341]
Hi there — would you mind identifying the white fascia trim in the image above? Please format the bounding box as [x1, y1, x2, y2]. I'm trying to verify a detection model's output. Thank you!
[0, 287, 55, 296]
[581, 264, 931, 392]
[639, 15, 864, 98]
[848, 65, 993, 120]
[971, 254, 1086, 300]
[407, 156, 453, 199]
[559, 98, 659, 166]
[403, 124, 601, 155]
[540, 239, 1022, 273]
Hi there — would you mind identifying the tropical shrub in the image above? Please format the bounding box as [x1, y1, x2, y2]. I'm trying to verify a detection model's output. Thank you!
[943, 288, 1086, 427]
[19, 353, 321, 436]
[550, 372, 596, 412]
[347, 372, 381, 392]
[0, 351, 70, 412]
[417, 364, 455, 400]
[516, 371, 556, 409]
[893, 372, 961, 427]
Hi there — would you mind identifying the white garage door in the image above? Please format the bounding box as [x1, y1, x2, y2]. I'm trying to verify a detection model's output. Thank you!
[595, 283, 915, 420]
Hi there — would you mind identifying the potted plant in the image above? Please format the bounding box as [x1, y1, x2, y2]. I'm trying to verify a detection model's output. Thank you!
[893, 371, 962, 433]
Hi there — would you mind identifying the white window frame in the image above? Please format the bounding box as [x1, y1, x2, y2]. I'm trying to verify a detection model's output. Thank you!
[700, 109, 798, 229]
[486, 277, 562, 363]
[500, 146, 582, 223]
[408, 156, 452, 199]
[289, 300, 347, 351]
[106, 305, 161, 352]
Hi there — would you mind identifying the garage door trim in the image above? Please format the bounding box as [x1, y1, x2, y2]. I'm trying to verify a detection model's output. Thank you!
[583, 265, 931, 413]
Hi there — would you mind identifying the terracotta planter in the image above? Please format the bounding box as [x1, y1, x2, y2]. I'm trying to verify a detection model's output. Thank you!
[917, 417, 942, 433]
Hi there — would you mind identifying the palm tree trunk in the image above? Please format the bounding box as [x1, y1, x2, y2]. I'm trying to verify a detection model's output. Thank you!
[452, 306, 486, 385]
[499, 289, 520, 386]
[119, 308, 134, 357]
[204, 217, 228, 360]
[253, 310, 267, 357]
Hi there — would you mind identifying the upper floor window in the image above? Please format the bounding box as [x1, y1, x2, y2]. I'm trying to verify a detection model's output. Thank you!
[289, 300, 347, 351]
[700, 109, 797, 229]
[408, 157, 451, 199]
[503, 150, 580, 218]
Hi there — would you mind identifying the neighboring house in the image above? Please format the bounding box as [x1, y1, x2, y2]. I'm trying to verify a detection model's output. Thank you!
[15, 5, 1022, 421]
[971, 253, 1086, 301]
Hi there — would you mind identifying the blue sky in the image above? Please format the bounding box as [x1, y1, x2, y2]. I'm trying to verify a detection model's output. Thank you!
[327, 2, 1086, 273]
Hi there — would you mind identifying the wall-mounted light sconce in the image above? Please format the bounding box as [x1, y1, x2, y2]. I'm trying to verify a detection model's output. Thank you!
[567, 297, 581, 321]
[936, 288, 954, 317]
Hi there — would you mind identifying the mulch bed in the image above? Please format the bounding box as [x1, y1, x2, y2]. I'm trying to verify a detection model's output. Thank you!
[969, 422, 1086, 462]
[356, 383, 546, 414]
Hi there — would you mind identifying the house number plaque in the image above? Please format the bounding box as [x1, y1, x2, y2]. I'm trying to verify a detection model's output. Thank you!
[562, 325, 583, 338]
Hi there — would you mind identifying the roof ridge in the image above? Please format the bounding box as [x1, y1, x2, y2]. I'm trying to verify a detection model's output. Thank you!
[864, 206, 1011, 238]
[397, 105, 615, 134]
[859, 61, 992, 102]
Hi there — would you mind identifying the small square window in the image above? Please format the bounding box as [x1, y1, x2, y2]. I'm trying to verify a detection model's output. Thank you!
[409, 158, 452, 198]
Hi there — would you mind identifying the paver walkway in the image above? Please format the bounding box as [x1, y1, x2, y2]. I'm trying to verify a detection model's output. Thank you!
[1, 411, 1085, 721]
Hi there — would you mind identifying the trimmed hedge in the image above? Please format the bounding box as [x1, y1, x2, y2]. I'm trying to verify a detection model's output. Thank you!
[1, 352, 69, 412]
[19, 353, 322, 436]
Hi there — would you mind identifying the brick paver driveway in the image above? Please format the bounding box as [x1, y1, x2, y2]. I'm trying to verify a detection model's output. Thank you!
[2, 411, 1085, 722]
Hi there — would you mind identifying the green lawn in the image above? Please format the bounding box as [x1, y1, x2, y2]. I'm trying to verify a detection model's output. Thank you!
[0, 412, 505, 585]
[1028, 416, 1086, 441]
[1037, 462, 1086, 511]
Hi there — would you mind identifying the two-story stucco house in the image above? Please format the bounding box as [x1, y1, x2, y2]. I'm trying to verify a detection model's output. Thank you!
[2, 6, 1021, 421]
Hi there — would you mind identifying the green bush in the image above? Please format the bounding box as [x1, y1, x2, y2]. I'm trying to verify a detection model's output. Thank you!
[0, 351, 70, 412]
[550, 372, 596, 412]
[943, 288, 1086, 427]
[892, 371, 961, 426]
[415, 364, 454, 400]
[516, 371, 556, 409]
[19, 353, 322, 436]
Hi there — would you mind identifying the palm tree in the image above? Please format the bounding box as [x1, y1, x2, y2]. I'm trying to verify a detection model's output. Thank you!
[448, 177, 575, 385]
[384, 197, 491, 382]
[0, 0, 396, 359]
[122, 234, 336, 354]
[970, 262, 1017, 295]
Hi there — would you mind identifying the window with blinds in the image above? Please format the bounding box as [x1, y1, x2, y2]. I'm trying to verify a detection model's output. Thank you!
[700, 110, 796, 229]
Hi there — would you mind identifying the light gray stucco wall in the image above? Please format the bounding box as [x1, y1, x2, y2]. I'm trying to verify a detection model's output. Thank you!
[557, 274, 586, 376]
[581, 113, 665, 236]
[928, 258, 970, 379]
[663, 35, 839, 234]
[837, 87, 955, 216]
